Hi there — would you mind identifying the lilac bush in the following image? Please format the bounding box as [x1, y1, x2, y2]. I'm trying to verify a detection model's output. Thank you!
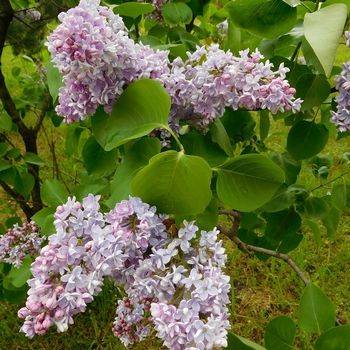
[0, 221, 43, 267]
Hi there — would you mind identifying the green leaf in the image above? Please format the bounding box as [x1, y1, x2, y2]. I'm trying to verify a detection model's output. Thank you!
[221, 109, 256, 143]
[298, 283, 335, 334]
[228, 333, 266, 349]
[162, 2, 193, 25]
[216, 154, 285, 212]
[196, 198, 219, 230]
[14, 171, 34, 197]
[260, 208, 302, 253]
[322, 204, 341, 239]
[315, 325, 350, 350]
[226, 0, 297, 39]
[31, 207, 55, 236]
[303, 4, 347, 76]
[0, 111, 13, 131]
[132, 151, 212, 215]
[304, 196, 330, 219]
[72, 176, 109, 201]
[305, 219, 322, 246]
[0, 160, 11, 172]
[260, 111, 270, 141]
[3, 256, 32, 288]
[295, 74, 330, 111]
[82, 136, 117, 176]
[46, 61, 62, 102]
[65, 125, 84, 156]
[332, 182, 348, 211]
[265, 316, 296, 350]
[92, 79, 171, 150]
[209, 119, 233, 156]
[114, 2, 154, 18]
[287, 121, 329, 160]
[41, 179, 68, 207]
[181, 130, 228, 167]
[23, 152, 44, 166]
[107, 137, 161, 207]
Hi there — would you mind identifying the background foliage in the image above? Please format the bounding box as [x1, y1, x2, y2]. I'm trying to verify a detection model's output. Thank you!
[1, 0, 350, 349]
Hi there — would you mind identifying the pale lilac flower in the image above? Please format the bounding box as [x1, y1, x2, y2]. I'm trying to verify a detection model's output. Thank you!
[0, 221, 43, 267]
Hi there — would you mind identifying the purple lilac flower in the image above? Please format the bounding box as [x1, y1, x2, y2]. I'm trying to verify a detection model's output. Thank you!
[18, 195, 168, 338]
[46, 0, 169, 123]
[345, 31, 350, 47]
[0, 221, 43, 267]
[47, 1, 301, 129]
[113, 222, 231, 349]
[165, 45, 303, 130]
[332, 62, 350, 132]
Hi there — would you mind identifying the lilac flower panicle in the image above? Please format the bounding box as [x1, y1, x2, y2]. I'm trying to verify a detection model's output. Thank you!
[113, 221, 231, 349]
[47, 0, 301, 128]
[47, 0, 169, 123]
[18, 195, 168, 338]
[332, 62, 350, 132]
[0, 221, 43, 267]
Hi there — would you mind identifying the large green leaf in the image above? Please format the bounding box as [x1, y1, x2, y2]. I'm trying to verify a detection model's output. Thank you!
[162, 2, 193, 25]
[298, 284, 335, 334]
[91, 79, 171, 150]
[114, 2, 154, 18]
[303, 4, 347, 76]
[82, 136, 117, 176]
[265, 316, 296, 350]
[287, 121, 329, 160]
[107, 137, 161, 207]
[216, 154, 285, 212]
[226, 0, 297, 39]
[315, 325, 350, 350]
[132, 151, 212, 215]
[228, 333, 266, 349]
[41, 179, 68, 207]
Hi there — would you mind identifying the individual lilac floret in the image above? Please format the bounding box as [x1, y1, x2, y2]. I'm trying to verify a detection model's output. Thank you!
[0, 221, 43, 267]
[46, 0, 169, 123]
[18, 195, 169, 338]
[164, 45, 303, 130]
[345, 31, 350, 47]
[332, 62, 350, 132]
[113, 221, 231, 349]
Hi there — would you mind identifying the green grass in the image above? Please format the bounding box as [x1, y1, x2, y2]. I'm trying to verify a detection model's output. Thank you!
[1, 40, 350, 350]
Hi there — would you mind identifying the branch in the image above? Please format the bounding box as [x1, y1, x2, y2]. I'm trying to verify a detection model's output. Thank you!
[0, 0, 29, 135]
[33, 93, 51, 133]
[0, 180, 34, 219]
[219, 211, 310, 286]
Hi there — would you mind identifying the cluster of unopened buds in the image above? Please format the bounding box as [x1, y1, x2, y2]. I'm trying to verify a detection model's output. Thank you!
[17, 195, 230, 349]
[0, 221, 43, 267]
[47, 0, 302, 129]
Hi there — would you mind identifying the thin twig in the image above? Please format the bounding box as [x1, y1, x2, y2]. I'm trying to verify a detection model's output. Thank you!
[218, 211, 310, 286]
[311, 170, 350, 192]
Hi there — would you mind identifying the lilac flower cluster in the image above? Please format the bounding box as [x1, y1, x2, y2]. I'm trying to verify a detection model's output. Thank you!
[46, 0, 169, 123]
[113, 221, 231, 349]
[18, 195, 168, 338]
[47, 0, 301, 128]
[165, 45, 302, 129]
[331, 62, 350, 132]
[0, 221, 43, 267]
